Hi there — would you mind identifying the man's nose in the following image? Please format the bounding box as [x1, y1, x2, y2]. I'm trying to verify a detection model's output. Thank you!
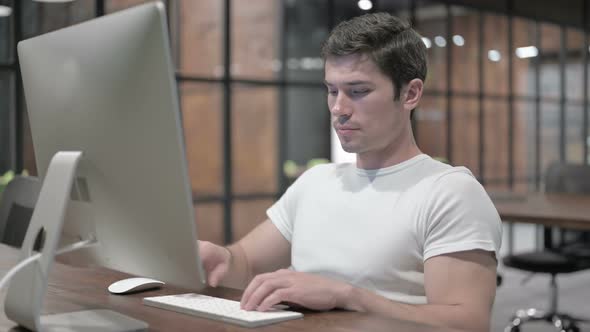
[330, 94, 352, 117]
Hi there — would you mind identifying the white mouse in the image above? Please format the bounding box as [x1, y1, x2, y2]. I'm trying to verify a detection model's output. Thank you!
[108, 277, 165, 294]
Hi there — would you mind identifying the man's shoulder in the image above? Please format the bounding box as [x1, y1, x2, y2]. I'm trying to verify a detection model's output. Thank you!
[410, 162, 480, 196]
[431, 167, 479, 189]
[430, 166, 475, 184]
[413, 166, 491, 209]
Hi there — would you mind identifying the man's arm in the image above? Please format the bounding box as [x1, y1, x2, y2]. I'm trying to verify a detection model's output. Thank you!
[218, 219, 291, 289]
[240, 249, 496, 332]
[342, 250, 497, 332]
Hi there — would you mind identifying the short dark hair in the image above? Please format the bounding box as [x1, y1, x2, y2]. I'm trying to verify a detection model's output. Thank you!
[321, 13, 427, 101]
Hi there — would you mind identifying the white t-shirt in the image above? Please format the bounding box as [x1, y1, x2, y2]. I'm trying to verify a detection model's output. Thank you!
[267, 154, 502, 304]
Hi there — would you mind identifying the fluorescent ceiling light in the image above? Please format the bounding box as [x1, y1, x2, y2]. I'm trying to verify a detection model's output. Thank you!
[515, 46, 538, 58]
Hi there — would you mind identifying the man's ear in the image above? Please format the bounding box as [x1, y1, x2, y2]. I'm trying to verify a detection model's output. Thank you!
[402, 79, 424, 112]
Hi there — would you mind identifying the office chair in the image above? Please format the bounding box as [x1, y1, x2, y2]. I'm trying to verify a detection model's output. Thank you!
[503, 162, 590, 332]
[0, 175, 40, 248]
[545, 163, 590, 264]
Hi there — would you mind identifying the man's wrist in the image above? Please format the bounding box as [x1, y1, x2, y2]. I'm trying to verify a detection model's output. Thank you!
[337, 283, 364, 312]
[223, 246, 233, 265]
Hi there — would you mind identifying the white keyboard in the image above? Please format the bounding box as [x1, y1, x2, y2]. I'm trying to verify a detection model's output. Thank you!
[143, 293, 303, 328]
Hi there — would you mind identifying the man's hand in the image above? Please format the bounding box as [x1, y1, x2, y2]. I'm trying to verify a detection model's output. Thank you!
[197, 221, 292, 290]
[240, 269, 351, 312]
[198, 240, 231, 287]
[240, 250, 496, 332]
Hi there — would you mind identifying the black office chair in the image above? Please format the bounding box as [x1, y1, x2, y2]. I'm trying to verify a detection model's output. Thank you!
[545, 163, 590, 263]
[0, 175, 40, 248]
[503, 162, 590, 332]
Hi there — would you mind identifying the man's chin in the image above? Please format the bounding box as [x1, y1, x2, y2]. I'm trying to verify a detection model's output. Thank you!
[340, 144, 360, 154]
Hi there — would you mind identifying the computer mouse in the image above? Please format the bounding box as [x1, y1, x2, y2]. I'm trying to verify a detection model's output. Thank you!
[108, 277, 165, 294]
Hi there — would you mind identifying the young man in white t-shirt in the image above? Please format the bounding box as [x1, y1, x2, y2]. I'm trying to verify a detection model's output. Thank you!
[198, 12, 502, 332]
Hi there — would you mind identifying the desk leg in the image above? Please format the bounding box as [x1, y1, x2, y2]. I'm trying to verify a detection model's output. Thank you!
[544, 227, 553, 249]
[507, 222, 514, 255]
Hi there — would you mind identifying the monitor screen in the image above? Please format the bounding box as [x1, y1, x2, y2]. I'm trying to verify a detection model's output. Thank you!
[17, 1, 206, 291]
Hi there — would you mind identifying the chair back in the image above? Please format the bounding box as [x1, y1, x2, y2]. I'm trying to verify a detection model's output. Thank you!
[0, 176, 41, 247]
[544, 162, 590, 252]
[545, 162, 590, 194]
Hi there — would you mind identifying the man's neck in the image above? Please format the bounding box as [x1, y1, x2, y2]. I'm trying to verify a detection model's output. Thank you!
[356, 135, 422, 170]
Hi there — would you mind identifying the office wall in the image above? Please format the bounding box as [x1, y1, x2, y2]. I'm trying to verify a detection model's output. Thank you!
[3, 0, 590, 247]
[177, 0, 281, 244]
[414, 4, 589, 193]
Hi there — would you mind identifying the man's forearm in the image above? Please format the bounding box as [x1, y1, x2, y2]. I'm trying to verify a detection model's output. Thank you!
[216, 220, 292, 290]
[339, 286, 490, 332]
[218, 243, 252, 289]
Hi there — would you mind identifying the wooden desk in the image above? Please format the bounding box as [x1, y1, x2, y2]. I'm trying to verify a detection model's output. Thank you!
[491, 192, 590, 251]
[0, 245, 451, 332]
[491, 192, 590, 230]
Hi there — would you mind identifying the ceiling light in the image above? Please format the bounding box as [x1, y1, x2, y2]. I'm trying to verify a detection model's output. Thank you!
[515, 46, 538, 59]
[488, 50, 501, 62]
[452, 35, 465, 46]
[434, 36, 446, 47]
[0, 5, 12, 17]
[300, 57, 323, 70]
[287, 58, 299, 70]
[33, 0, 76, 2]
[422, 37, 432, 49]
[358, 0, 373, 11]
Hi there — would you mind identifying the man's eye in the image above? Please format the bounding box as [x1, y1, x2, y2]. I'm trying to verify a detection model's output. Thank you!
[352, 89, 369, 95]
[327, 90, 338, 96]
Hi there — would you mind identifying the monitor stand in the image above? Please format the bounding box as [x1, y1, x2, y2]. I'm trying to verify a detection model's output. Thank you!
[3, 151, 148, 332]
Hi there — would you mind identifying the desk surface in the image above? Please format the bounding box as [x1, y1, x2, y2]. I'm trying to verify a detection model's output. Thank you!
[490, 192, 590, 230]
[0, 245, 451, 332]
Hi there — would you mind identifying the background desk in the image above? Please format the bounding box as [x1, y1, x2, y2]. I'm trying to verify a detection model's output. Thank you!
[491, 192, 590, 252]
[0, 244, 451, 332]
[491, 192, 590, 230]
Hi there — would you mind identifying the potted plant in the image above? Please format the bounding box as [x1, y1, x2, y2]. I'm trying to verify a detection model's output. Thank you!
[283, 158, 330, 187]
[0, 170, 15, 203]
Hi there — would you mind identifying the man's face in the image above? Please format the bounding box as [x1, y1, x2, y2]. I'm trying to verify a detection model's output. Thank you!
[324, 54, 407, 156]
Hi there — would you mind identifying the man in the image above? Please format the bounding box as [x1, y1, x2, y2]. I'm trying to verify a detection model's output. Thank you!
[199, 12, 501, 332]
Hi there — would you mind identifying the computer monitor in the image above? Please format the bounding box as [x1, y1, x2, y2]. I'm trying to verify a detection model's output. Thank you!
[17, 2, 206, 291]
